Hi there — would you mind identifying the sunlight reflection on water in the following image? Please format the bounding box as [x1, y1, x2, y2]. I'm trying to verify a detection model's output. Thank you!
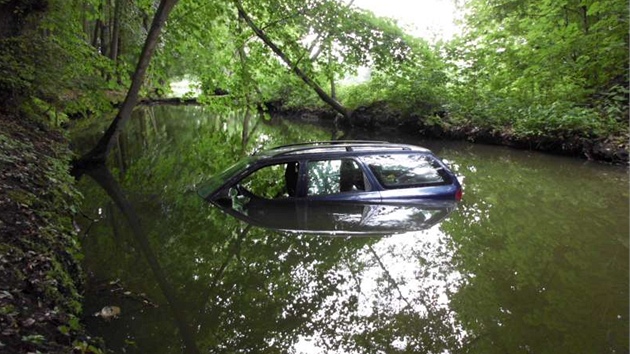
[294, 225, 465, 353]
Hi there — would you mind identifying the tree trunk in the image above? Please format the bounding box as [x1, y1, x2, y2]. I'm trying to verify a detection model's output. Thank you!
[81, 2, 89, 37]
[100, 21, 109, 57]
[99, 0, 112, 58]
[236, 12, 265, 113]
[109, 0, 122, 62]
[73, 0, 180, 177]
[91, 19, 101, 48]
[328, 50, 336, 100]
[87, 166, 200, 354]
[234, 0, 351, 122]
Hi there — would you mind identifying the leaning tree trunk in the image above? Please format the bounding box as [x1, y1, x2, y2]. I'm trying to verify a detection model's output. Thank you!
[73, 0, 179, 177]
[88, 166, 200, 354]
[234, 0, 351, 122]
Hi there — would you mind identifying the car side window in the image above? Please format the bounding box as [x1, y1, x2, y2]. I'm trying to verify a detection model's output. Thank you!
[239, 162, 299, 199]
[362, 154, 448, 188]
[307, 159, 366, 196]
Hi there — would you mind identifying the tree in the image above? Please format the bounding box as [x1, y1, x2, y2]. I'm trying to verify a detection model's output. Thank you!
[87, 165, 200, 353]
[234, 0, 351, 120]
[155, 0, 417, 124]
[0, 0, 112, 116]
[443, 0, 629, 136]
[73, 0, 179, 176]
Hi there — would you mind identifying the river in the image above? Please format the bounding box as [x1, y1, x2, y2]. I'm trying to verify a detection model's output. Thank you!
[71, 105, 629, 353]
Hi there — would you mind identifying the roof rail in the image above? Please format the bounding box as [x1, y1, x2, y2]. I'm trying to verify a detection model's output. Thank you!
[269, 140, 390, 150]
[271, 142, 415, 157]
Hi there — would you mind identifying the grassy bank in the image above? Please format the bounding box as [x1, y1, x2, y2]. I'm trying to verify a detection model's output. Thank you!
[269, 101, 629, 165]
[0, 113, 100, 353]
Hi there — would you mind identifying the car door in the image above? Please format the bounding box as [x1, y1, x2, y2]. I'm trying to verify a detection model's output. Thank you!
[304, 158, 381, 202]
[218, 160, 304, 228]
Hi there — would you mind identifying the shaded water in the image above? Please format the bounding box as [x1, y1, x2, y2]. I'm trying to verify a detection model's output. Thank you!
[72, 106, 629, 353]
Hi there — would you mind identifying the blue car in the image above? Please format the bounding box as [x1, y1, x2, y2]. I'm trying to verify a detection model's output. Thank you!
[198, 141, 463, 205]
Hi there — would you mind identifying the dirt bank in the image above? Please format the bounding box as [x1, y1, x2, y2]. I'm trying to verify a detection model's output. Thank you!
[0, 113, 100, 353]
[269, 103, 629, 165]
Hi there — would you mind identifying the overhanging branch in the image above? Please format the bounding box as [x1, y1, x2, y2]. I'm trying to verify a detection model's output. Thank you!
[234, 0, 350, 120]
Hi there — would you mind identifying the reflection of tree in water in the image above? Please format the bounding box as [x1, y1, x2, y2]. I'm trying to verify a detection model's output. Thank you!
[297, 230, 465, 353]
[86, 166, 200, 354]
[78, 107, 379, 352]
[357, 205, 451, 229]
[85, 169, 464, 353]
[76, 106, 629, 353]
[77, 107, 468, 353]
[84, 165, 383, 353]
[189, 233, 378, 352]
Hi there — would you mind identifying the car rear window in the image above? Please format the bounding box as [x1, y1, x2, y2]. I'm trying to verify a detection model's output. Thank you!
[361, 154, 449, 188]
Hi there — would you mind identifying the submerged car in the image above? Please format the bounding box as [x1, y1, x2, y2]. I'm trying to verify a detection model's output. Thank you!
[198, 141, 462, 205]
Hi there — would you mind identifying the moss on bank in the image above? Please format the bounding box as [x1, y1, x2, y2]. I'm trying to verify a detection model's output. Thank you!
[0, 113, 101, 353]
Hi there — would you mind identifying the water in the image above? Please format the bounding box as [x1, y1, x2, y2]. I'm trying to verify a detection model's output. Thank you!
[72, 106, 629, 353]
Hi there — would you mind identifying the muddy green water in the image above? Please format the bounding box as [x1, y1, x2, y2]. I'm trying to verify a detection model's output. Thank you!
[73, 106, 629, 353]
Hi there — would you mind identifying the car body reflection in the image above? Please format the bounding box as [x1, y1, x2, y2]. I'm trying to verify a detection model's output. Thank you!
[210, 196, 457, 235]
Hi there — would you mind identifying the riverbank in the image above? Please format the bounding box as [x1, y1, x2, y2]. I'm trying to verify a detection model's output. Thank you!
[268, 103, 629, 165]
[0, 113, 99, 353]
[130, 98, 628, 164]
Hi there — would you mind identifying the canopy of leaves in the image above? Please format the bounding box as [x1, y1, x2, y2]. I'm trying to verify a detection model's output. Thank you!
[156, 0, 419, 110]
[442, 0, 628, 136]
[4, 0, 627, 138]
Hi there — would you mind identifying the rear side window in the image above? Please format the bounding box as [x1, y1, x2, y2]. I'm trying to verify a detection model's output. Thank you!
[361, 154, 448, 189]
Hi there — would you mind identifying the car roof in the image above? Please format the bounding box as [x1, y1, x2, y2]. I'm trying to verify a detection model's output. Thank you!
[253, 141, 432, 159]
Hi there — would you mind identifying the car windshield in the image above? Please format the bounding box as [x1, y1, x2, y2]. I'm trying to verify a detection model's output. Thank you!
[197, 157, 254, 199]
[361, 154, 447, 188]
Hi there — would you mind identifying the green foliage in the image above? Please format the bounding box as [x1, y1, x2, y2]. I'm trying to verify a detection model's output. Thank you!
[441, 0, 629, 137]
[21, 334, 46, 345]
[266, 73, 329, 109]
[339, 36, 448, 117]
[75, 107, 354, 352]
[511, 102, 617, 137]
[0, 0, 119, 121]
[73, 106, 629, 353]
[3, 0, 627, 143]
[0, 111, 98, 353]
[72, 340, 104, 354]
[156, 0, 424, 112]
[441, 81, 626, 138]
